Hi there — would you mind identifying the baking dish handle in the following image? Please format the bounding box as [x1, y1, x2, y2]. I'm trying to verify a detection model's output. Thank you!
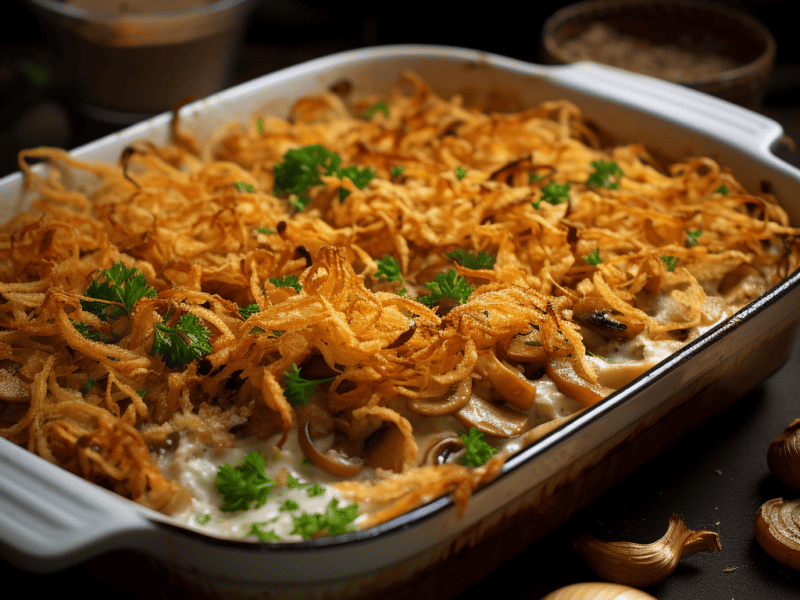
[0, 437, 159, 572]
[550, 61, 784, 154]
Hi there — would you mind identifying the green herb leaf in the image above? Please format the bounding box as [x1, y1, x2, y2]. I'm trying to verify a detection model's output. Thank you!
[445, 249, 497, 270]
[454, 166, 468, 180]
[685, 229, 703, 248]
[290, 498, 359, 539]
[586, 160, 624, 189]
[533, 181, 570, 209]
[234, 181, 256, 192]
[375, 255, 403, 283]
[239, 303, 261, 319]
[195, 513, 212, 525]
[256, 117, 265, 135]
[529, 173, 546, 183]
[151, 313, 212, 368]
[255, 226, 274, 235]
[269, 275, 302, 293]
[583, 249, 602, 266]
[215, 451, 275, 512]
[82, 261, 157, 321]
[390, 165, 406, 178]
[715, 184, 730, 195]
[419, 269, 473, 307]
[72, 321, 101, 341]
[280, 499, 300, 512]
[661, 255, 679, 272]
[305, 482, 325, 497]
[336, 164, 376, 200]
[283, 363, 335, 406]
[363, 100, 389, 119]
[248, 522, 281, 541]
[458, 427, 497, 467]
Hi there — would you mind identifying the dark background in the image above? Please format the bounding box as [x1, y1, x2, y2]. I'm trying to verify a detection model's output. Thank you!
[2, 1, 800, 599]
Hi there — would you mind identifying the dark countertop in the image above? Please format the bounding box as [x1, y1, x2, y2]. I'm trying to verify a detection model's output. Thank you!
[3, 2, 800, 598]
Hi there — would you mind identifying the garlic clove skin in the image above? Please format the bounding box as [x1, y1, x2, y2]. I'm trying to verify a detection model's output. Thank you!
[541, 582, 657, 600]
[573, 514, 721, 588]
[767, 419, 800, 488]
[753, 497, 800, 571]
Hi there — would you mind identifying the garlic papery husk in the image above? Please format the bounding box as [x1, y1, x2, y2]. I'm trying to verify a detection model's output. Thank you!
[541, 582, 657, 600]
[767, 419, 800, 488]
[573, 514, 722, 587]
[753, 498, 800, 571]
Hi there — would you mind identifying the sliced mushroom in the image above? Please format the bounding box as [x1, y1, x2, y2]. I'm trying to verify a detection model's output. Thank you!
[407, 377, 472, 416]
[422, 433, 466, 466]
[546, 357, 614, 407]
[505, 334, 548, 366]
[456, 394, 528, 437]
[475, 351, 537, 410]
[572, 297, 644, 340]
[363, 423, 408, 472]
[297, 420, 363, 478]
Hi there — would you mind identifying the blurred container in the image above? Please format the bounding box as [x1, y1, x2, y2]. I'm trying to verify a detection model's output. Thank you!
[25, 0, 256, 124]
[540, 0, 776, 110]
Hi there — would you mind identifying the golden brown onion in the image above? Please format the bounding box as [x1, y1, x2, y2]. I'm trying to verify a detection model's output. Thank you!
[767, 419, 800, 488]
[754, 497, 800, 571]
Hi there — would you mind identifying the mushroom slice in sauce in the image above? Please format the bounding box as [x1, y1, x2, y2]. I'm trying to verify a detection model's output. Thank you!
[407, 377, 471, 416]
[456, 394, 528, 437]
[297, 419, 363, 478]
[546, 357, 614, 407]
[475, 351, 537, 410]
[572, 297, 645, 340]
[422, 433, 466, 466]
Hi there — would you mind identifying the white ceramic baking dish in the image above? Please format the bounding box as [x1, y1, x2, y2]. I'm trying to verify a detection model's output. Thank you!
[2, 45, 799, 600]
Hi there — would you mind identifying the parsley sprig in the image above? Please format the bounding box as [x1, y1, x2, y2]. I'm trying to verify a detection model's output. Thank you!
[81, 261, 157, 322]
[283, 363, 335, 406]
[269, 275, 302, 293]
[152, 313, 212, 368]
[583, 249, 602, 266]
[458, 427, 497, 467]
[661, 255, 679, 272]
[419, 269, 473, 308]
[586, 160, 624, 189]
[445, 249, 496, 270]
[685, 229, 703, 248]
[273, 144, 376, 207]
[533, 181, 570, 209]
[215, 451, 275, 512]
[290, 498, 359, 539]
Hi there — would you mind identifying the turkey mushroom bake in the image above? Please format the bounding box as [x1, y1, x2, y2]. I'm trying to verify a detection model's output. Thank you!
[2, 72, 798, 541]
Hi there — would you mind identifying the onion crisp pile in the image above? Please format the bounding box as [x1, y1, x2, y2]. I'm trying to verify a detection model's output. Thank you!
[1, 71, 798, 531]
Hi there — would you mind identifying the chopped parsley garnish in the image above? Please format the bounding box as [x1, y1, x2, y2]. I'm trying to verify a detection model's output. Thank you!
[82, 261, 157, 322]
[269, 275, 302, 293]
[72, 321, 101, 341]
[280, 499, 300, 512]
[685, 229, 703, 248]
[195, 513, 212, 525]
[215, 451, 275, 512]
[375, 255, 403, 283]
[248, 522, 281, 541]
[290, 498, 359, 539]
[661, 255, 679, 272]
[454, 166, 468, 180]
[255, 226, 274, 235]
[533, 181, 570, 209]
[715, 184, 730, 195]
[305, 482, 325, 497]
[586, 159, 624, 189]
[151, 313, 212, 368]
[283, 363, 335, 406]
[233, 181, 255, 193]
[445, 249, 497, 270]
[588, 350, 615, 364]
[239, 303, 260, 319]
[583, 249, 602, 266]
[390, 165, 406, 178]
[458, 427, 497, 467]
[272, 144, 375, 206]
[418, 269, 473, 307]
[256, 117, 265, 134]
[529, 173, 546, 183]
[286, 474, 325, 497]
[363, 100, 389, 119]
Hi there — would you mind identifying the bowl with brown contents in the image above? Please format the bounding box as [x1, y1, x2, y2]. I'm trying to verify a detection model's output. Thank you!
[541, 0, 777, 109]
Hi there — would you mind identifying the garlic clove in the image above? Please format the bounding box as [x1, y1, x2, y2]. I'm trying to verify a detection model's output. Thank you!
[540, 582, 657, 600]
[573, 514, 721, 588]
[753, 497, 800, 571]
[767, 419, 800, 488]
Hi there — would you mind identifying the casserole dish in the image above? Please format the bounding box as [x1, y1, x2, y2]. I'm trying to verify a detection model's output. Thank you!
[1, 45, 799, 600]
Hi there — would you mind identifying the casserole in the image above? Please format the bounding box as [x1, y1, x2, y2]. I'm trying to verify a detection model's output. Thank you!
[1, 45, 799, 599]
